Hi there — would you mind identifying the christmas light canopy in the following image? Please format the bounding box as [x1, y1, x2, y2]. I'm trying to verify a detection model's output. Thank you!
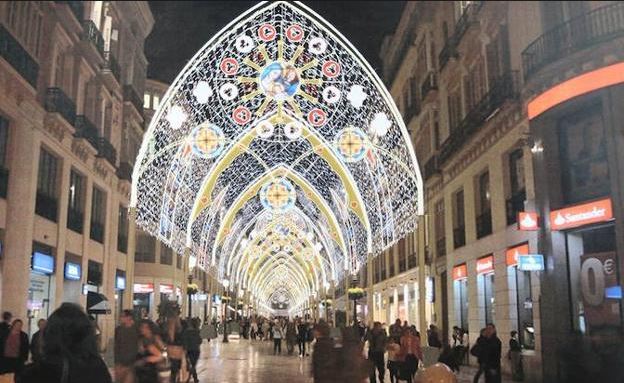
[131, 1, 423, 314]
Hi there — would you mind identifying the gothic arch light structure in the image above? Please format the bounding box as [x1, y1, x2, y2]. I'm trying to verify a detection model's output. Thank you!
[130, 1, 423, 314]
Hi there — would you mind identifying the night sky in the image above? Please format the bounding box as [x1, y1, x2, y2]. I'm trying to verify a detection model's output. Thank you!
[146, 1, 406, 84]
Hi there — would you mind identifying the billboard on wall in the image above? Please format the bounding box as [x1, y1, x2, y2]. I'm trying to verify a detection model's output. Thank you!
[580, 252, 621, 329]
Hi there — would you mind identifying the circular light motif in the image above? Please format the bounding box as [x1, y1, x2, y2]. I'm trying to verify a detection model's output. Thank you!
[232, 106, 251, 125]
[220, 57, 239, 76]
[370, 112, 392, 137]
[235, 35, 255, 53]
[322, 60, 341, 78]
[256, 120, 275, 138]
[166, 105, 186, 130]
[259, 178, 297, 213]
[322, 86, 341, 104]
[307, 108, 327, 127]
[308, 37, 327, 55]
[286, 24, 304, 42]
[258, 23, 276, 41]
[193, 81, 212, 104]
[219, 83, 238, 101]
[191, 123, 225, 159]
[259, 62, 300, 101]
[284, 122, 302, 140]
[335, 127, 368, 163]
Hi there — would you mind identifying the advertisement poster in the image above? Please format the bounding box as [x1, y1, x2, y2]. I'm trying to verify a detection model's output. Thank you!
[580, 252, 621, 328]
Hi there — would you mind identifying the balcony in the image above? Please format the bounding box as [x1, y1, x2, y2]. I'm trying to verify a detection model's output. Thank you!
[117, 161, 133, 182]
[90, 221, 104, 243]
[81, 20, 105, 57]
[55, 1, 84, 23]
[453, 226, 466, 249]
[421, 71, 438, 101]
[439, 1, 482, 70]
[476, 210, 492, 239]
[439, 71, 519, 164]
[506, 189, 526, 226]
[74, 115, 98, 149]
[0, 25, 39, 88]
[123, 85, 144, 116]
[436, 236, 446, 257]
[67, 206, 84, 234]
[102, 51, 121, 83]
[45, 88, 76, 127]
[96, 137, 117, 167]
[0, 167, 8, 199]
[423, 154, 440, 180]
[522, 2, 624, 79]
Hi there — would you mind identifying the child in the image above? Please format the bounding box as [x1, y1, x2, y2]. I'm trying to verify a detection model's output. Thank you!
[387, 338, 403, 383]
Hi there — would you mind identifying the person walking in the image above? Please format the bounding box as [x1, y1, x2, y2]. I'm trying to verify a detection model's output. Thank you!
[17, 303, 112, 383]
[366, 322, 387, 383]
[0, 312, 11, 342]
[471, 328, 487, 383]
[135, 320, 165, 383]
[311, 321, 336, 383]
[250, 319, 258, 341]
[482, 324, 502, 383]
[0, 319, 29, 378]
[164, 316, 184, 383]
[386, 338, 402, 383]
[297, 320, 308, 357]
[427, 324, 442, 348]
[29, 319, 46, 365]
[272, 320, 283, 355]
[389, 319, 402, 343]
[182, 318, 202, 383]
[286, 320, 297, 355]
[114, 310, 138, 383]
[508, 330, 523, 381]
[400, 327, 423, 383]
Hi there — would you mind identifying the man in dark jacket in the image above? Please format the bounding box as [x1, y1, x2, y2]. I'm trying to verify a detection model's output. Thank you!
[312, 321, 336, 383]
[366, 321, 387, 383]
[183, 318, 203, 383]
[482, 324, 502, 383]
[114, 310, 138, 383]
[471, 328, 487, 383]
[30, 319, 46, 364]
[0, 311, 11, 340]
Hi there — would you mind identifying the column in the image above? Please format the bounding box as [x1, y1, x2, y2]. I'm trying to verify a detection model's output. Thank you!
[53, 156, 72, 305]
[80, 178, 93, 309]
[124, 214, 136, 310]
[418, 228, 427, 332]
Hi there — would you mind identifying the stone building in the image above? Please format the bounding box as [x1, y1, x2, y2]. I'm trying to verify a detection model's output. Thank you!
[0, 1, 153, 348]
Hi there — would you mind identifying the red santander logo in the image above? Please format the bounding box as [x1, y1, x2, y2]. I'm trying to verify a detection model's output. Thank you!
[550, 198, 613, 230]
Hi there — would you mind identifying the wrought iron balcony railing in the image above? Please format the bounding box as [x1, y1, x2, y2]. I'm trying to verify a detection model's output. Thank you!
[96, 137, 117, 167]
[476, 210, 492, 239]
[506, 189, 527, 226]
[439, 1, 482, 70]
[440, 71, 519, 164]
[74, 115, 98, 149]
[103, 51, 121, 82]
[55, 1, 84, 23]
[0, 25, 39, 87]
[522, 2, 624, 79]
[123, 85, 144, 116]
[45, 87, 76, 127]
[117, 161, 133, 182]
[81, 20, 105, 57]
[421, 71, 438, 101]
[436, 237, 446, 257]
[453, 226, 466, 249]
[423, 154, 440, 180]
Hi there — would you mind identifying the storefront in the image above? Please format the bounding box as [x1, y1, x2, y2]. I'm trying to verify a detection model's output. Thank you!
[452, 264, 469, 332]
[476, 256, 495, 326]
[506, 243, 535, 349]
[133, 283, 154, 319]
[115, 270, 126, 320]
[28, 245, 55, 336]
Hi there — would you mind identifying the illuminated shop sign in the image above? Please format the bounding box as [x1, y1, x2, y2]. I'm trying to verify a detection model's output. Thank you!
[64, 262, 82, 281]
[116, 276, 126, 290]
[550, 198, 613, 230]
[506, 244, 529, 267]
[518, 212, 539, 231]
[476, 256, 494, 275]
[159, 284, 174, 294]
[133, 283, 154, 293]
[518, 254, 545, 271]
[452, 264, 467, 281]
[32, 252, 54, 275]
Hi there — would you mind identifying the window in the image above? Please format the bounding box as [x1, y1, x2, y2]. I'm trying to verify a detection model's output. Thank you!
[90, 187, 105, 243]
[374, 256, 380, 284]
[160, 245, 173, 265]
[398, 238, 406, 273]
[135, 232, 156, 263]
[476, 171, 492, 238]
[87, 260, 102, 286]
[433, 111, 441, 150]
[143, 93, 150, 109]
[464, 61, 486, 111]
[559, 105, 609, 204]
[380, 252, 387, 280]
[0, 116, 9, 199]
[67, 170, 85, 233]
[506, 149, 526, 225]
[448, 90, 462, 133]
[176, 253, 182, 269]
[117, 206, 128, 253]
[407, 233, 417, 269]
[35, 149, 59, 221]
[388, 251, 395, 277]
[153, 95, 160, 109]
[435, 200, 446, 256]
[453, 189, 465, 248]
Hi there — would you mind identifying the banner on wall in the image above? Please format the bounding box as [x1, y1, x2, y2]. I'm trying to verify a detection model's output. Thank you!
[580, 252, 621, 328]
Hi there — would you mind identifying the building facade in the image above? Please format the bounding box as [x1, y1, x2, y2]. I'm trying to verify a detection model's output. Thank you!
[376, 1, 624, 381]
[0, 1, 153, 348]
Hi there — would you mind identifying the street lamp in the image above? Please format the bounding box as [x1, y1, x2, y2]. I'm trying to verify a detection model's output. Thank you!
[222, 279, 230, 343]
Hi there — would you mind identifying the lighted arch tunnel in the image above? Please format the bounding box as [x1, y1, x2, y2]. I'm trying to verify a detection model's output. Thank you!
[130, 1, 423, 315]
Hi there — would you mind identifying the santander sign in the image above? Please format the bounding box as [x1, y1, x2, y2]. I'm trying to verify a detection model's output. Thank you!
[550, 198, 613, 231]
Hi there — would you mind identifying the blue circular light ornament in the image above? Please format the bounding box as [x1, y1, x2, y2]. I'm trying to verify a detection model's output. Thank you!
[259, 178, 297, 213]
[191, 123, 225, 158]
[335, 127, 368, 163]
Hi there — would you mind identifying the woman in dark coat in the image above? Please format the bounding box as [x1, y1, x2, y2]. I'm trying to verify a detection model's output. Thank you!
[0, 319, 29, 376]
[17, 303, 112, 383]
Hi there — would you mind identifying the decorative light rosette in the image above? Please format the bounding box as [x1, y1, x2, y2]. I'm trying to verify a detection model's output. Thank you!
[131, 2, 423, 315]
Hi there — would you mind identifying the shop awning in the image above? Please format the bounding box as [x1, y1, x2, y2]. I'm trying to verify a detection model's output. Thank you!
[87, 291, 111, 315]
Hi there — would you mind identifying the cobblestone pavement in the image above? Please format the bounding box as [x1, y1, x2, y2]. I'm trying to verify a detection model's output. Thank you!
[192, 337, 514, 383]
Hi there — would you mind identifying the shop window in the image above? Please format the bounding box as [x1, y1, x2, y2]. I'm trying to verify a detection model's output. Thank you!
[117, 205, 128, 253]
[513, 267, 534, 349]
[566, 225, 619, 334]
[475, 170, 492, 239]
[506, 149, 526, 225]
[35, 148, 59, 221]
[160, 245, 173, 265]
[453, 189, 466, 248]
[558, 106, 610, 204]
[90, 187, 106, 243]
[454, 278, 469, 331]
[67, 170, 85, 233]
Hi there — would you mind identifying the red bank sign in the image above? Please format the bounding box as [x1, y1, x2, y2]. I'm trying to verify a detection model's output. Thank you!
[506, 244, 530, 267]
[550, 198, 613, 231]
[452, 264, 467, 281]
[518, 212, 539, 231]
[476, 256, 494, 274]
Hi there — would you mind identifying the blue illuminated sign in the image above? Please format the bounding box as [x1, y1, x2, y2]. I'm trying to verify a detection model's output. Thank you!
[518, 254, 545, 271]
[116, 276, 126, 290]
[64, 262, 81, 281]
[32, 252, 54, 274]
[605, 286, 622, 299]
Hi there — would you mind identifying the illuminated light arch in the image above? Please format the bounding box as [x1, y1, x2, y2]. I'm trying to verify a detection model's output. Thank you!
[130, 1, 423, 312]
